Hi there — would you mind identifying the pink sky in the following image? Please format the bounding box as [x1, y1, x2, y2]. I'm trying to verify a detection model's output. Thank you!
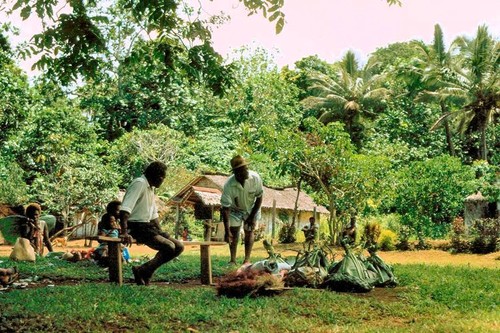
[201, 0, 499, 67]
[2, 0, 499, 74]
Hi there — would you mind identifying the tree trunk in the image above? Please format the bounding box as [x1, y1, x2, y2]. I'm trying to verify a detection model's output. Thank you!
[480, 127, 488, 161]
[440, 101, 455, 156]
[292, 178, 302, 229]
[328, 198, 337, 245]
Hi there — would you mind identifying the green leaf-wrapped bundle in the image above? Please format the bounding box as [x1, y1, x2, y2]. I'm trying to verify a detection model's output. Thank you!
[0, 215, 26, 245]
[324, 247, 376, 293]
[0, 215, 56, 245]
[365, 251, 398, 287]
[284, 245, 329, 288]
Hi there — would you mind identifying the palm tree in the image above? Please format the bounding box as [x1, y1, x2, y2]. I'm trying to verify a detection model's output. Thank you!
[414, 24, 456, 156]
[302, 51, 388, 147]
[430, 25, 499, 161]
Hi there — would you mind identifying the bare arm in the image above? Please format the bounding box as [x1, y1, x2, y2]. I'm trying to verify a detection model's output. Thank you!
[221, 207, 231, 243]
[43, 225, 53, 252]
[245, 196, 263, 227]
[119, 210, 133, 246]
[150, 217, 160, 229]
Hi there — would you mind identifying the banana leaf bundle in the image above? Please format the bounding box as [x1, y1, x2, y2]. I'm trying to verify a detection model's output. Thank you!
[0, 215, 26, 245]
[40, 215, 57, 232]
[284, 244, 330, 288]
[0, 215, 56, 245]
[249, 240, 292, 275]
[364, 250, 398, 287]
[323, 239, 376, 293]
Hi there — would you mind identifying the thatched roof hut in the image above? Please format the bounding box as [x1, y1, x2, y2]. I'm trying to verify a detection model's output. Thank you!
[168, 174, 329, 214]
[167, 174, 329, 239]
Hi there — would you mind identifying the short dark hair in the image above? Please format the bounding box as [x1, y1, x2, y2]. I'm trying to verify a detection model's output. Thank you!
[12, 205, 25, 216]
[144, 161, 167, 180]
[26, 203, 41, 217]
[106, 200, 121, 214]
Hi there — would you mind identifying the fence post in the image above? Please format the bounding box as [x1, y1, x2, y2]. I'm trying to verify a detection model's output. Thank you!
[271, 199, 276, 239]
[175, 204, 180, 239]
[314, 206, 319, 241]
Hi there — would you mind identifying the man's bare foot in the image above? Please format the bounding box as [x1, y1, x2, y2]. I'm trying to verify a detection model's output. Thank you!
[132, 266, 147, 286]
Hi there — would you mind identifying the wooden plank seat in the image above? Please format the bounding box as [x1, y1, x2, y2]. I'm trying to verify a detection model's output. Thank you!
[91, 236, 226, 286]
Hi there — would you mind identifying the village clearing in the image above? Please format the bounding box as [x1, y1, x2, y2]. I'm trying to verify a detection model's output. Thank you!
[2, 239, 499, 269]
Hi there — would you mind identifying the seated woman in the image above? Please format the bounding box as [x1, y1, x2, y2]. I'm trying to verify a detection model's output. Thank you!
[19, 203, 53, 256]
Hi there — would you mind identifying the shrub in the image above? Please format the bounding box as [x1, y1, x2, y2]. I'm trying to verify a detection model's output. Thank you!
[396, 225, 414, 251]
[394, 155, 477, 240]
[162, 206, 204, 240]
[469, 218, 499, 254]
[295, 229, 305, 243]
[450, 216, 470, 253]
[318, 218, 330, 240]
[361, 214, 400, 233]
[0, 159, 28, 205]
[361, 222, 381, 250]
[378, 229, 397, 251]
[428, 239, 452, 251]
[279, 223, 296, 243]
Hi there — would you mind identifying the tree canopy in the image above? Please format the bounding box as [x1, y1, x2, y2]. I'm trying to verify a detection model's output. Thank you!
[0, 2, 497, 247]
[2, 0, 401, 84]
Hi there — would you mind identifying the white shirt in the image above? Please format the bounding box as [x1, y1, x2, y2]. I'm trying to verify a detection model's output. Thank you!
[221, 170, 263, 226]
[121, 175, 158, 222]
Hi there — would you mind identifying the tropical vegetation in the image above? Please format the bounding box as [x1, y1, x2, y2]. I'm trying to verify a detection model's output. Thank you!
[0, 1, 498, 249]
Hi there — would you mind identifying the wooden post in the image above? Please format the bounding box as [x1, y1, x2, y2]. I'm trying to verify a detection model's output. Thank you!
[271, 199, 276, 239]
[207, 206, 214, 240]
[108, 242, 123, 286]
[204, 220, 212, 241]
[313, 206, 319, 241]
[175, 203, 180, 239]
[200, 244, 212, 285]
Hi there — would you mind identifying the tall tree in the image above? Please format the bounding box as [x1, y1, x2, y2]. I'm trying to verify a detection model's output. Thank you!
[2, 0, 400, 84]
[2, 0, 283, 84]
[0, 32, 31, 143]
[262, 118, 354, 244]
[414, 24, 456, 156]
[431, 25, 499, 161]
[302, 51, 388, 147]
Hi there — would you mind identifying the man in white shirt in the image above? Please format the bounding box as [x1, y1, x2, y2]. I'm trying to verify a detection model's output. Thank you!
[120, 161, 184, 285]
[221, 155, 263, 265]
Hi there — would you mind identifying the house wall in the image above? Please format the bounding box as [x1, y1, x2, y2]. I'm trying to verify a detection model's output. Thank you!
[259, 208, 326, 236]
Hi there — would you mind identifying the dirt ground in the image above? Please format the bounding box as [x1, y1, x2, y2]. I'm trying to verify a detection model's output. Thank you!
[1, 239, 499, 268]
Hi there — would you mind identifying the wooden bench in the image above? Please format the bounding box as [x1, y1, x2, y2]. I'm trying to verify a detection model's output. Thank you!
[92, 236, 226, 286]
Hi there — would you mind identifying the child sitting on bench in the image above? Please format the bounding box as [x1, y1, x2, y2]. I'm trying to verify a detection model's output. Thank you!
[94, 200, 130, 266]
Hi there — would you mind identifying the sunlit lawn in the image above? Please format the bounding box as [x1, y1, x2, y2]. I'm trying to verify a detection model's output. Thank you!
[0, 247, 499, 332]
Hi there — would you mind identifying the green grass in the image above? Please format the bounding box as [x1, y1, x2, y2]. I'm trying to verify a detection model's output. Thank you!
[1, 253, 498, 332]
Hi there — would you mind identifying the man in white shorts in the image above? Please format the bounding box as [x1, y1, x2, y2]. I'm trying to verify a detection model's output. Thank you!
[221, 155, 263, 265]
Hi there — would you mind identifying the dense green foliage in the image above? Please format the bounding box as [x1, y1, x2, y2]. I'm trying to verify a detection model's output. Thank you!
[0, 10, 498, 244]
[394, 155, 478, 242]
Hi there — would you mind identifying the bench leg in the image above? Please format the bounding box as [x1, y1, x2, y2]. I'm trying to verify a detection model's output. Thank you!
[200, 245, 212, 285]
[108, 242, 123, 286]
